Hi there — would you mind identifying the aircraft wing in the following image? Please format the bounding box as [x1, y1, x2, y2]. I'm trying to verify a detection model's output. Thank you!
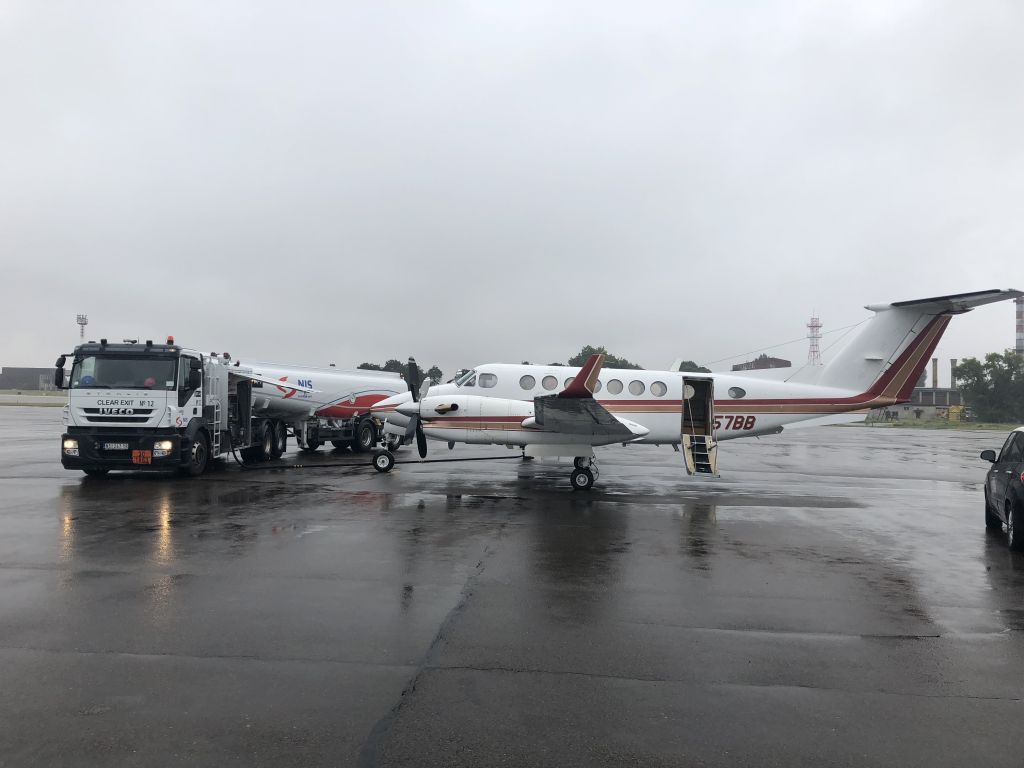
[529, 395, 639, 438]
[521, 354, 648, 439]
[229, 369, 317, 393]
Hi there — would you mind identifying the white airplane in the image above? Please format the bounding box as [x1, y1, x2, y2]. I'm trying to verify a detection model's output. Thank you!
[368, 289, 1021, 489]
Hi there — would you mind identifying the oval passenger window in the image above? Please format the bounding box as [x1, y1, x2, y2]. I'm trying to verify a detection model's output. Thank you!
[542, 375, 558, 390]
[606, 379, 623, 394]
[629, 380, 645, 396]
[520, 375, 536, 390]
[564, 377, 575, 388]
[728, 386, 746, 399]
[651, 381, 667, 397]
[479, 373, 498, 388]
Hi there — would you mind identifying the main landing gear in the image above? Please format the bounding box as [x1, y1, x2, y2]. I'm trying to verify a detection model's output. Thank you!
[570, 457, 599, 491]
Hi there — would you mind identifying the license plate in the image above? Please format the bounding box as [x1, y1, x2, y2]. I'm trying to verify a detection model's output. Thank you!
[131, 450, 152, 465]
[104, 442, 129, 450]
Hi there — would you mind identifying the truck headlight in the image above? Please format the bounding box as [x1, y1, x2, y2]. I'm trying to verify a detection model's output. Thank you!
[63, 438, 78, 449]
[154, 440, 174, 451]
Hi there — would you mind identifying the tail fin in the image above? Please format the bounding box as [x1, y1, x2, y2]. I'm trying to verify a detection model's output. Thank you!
[787, 289, 1022, 400]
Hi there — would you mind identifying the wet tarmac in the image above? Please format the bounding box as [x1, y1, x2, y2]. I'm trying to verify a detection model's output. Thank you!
[2, 406, 1023, 767]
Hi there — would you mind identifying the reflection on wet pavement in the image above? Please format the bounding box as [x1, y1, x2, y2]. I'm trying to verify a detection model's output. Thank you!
[1, 408, 1023, 766]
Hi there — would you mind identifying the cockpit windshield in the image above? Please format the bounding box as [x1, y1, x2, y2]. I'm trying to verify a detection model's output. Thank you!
[71, 355, 178, 390]
[453, 369, 477, 387]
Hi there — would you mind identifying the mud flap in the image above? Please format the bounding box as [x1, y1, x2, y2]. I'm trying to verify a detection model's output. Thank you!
[681, 377, 718, 476]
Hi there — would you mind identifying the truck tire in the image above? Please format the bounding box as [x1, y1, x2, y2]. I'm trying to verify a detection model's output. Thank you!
[331, 440, 350, 451]
[82, 468, 109, 477]
[270, 420, 286, 459]
[183, 431, 209, 477]
[351, 418, 376, 453]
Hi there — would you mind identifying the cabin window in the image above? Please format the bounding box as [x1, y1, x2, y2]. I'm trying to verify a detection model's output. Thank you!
[564, 377, 575, 388]
[650, 381, 667, 397]
[628, 380, 645, 396]
[519, 375, 536, 390]
[593, 380, 602, 392]
[606, 379, 623, 394]
[542, 375, 558, 390]
[479, 373, 498, 388]
[728, 386, 746, 399]
[454, 369, 476, 387]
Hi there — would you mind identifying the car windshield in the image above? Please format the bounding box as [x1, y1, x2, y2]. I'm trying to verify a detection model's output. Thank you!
[71, 355, 178, 390]
[453, 369, 477, 387]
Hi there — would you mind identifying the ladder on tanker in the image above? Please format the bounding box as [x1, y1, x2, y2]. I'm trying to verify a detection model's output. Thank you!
[210, 402, 221, 456]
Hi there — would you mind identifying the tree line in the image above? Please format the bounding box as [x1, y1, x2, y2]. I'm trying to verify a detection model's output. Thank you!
[954, 352, 1024, 423]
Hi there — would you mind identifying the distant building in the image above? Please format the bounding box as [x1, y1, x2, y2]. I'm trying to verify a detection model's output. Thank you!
[874, 387, 965, 421]
[0, 367, 55, 391]
[731, 354, 791, 371]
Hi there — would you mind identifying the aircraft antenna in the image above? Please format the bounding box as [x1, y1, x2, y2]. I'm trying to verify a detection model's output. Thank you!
[807, 313, 823, 366]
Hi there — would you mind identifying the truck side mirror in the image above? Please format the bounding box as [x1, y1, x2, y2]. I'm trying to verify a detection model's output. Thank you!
[981, 449, 997, 463]
[53, 355, 66, 389]
[188, 370, 202, 389]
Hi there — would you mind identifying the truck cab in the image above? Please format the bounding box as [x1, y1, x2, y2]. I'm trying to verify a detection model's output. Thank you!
[58, 339, 216, 476]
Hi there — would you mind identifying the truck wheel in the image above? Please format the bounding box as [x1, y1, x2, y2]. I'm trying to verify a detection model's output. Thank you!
[331, 440, 350, 451]
[258, 423, 274, 460]
[302, 439, 321, 453]
[82, 468, 109, 477]
[184, 431, 209, 477]
[270, 421, 286, 459]
[351, 419, 376, 453]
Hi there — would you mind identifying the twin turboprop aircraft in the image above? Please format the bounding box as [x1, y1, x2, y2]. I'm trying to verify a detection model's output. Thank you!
[369, 289, 1021, 490]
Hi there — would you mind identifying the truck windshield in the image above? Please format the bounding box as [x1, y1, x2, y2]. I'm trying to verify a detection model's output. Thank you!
[71, 355, 178, 390]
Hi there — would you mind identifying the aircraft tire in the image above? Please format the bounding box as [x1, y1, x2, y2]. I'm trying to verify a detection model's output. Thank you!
[373, 450, 395, 473]
[570, 468, 594, 491]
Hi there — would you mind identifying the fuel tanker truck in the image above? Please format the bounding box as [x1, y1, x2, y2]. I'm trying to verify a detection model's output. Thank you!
[56, 336, 408, 476]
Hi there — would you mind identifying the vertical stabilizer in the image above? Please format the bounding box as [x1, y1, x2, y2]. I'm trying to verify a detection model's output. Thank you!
[786, 290, 1021, 400]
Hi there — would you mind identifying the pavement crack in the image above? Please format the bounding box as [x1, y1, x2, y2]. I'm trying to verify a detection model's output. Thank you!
[358, 519, 509, 768]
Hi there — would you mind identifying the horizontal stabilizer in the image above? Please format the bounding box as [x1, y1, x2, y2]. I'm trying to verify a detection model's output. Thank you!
[868, 288, 1022, 314]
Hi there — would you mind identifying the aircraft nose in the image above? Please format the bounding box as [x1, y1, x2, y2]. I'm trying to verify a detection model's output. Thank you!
[371, 392, 413, 425]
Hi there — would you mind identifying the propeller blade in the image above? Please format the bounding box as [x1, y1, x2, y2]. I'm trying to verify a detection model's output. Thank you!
[405, 413, 419, 440]
[407, 357, 421, 402]
[416, 422, 428, 459]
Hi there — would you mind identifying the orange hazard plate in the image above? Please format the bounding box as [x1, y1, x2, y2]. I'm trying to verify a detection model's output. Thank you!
[131, 450, 152, 465]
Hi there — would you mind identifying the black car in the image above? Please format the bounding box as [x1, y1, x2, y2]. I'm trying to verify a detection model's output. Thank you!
[981, 427, 1024, 550]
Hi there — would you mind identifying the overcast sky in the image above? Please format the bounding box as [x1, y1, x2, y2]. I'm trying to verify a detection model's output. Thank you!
[2, 1, 1022, 387]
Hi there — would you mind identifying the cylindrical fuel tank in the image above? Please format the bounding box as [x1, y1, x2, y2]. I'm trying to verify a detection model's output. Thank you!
[240, 362, 408, 421]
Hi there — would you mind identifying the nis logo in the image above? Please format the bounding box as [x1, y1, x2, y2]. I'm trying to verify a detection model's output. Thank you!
[99, 407, 135, 415]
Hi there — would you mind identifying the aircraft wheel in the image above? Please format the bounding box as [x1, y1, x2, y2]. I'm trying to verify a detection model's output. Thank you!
[373, 450, 395, 473]
[573, 456, 591, 469]
[385, 433, 403, 452]
[570, 467, 594, 491]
